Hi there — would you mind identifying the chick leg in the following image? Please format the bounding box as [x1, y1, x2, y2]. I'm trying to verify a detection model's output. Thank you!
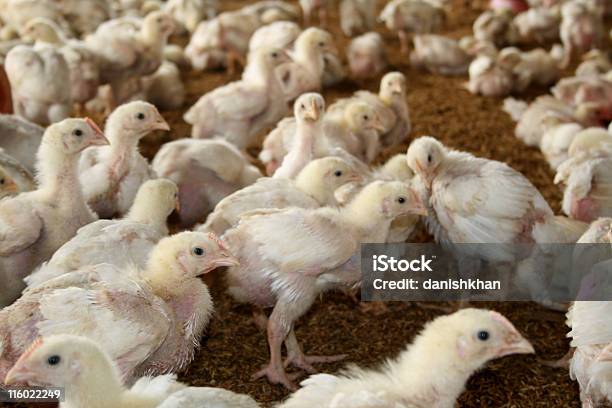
[539, 347, 574, 369]
[284, 329, 347, 374]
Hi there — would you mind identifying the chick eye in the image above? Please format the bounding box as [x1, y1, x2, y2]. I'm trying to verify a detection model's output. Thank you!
[271, 52, 278, 58]
[193, 247, 205, 256]
[334, 170, 342, 177]
[47, 355, 61, 366]
[300, 104, 305, 109]
[0, 179, 4, 185]
[73, 129, 83, 137]
[477, 330, 490, 341]
[318, 41, 325, 47]
[397, 197, 406, 204]
[136, 112, 145, 120]
[363, 115, 369, 121]
[427, 154, 432, 163]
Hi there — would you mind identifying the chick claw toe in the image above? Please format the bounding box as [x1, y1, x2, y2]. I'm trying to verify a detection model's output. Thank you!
[252, 364, 298, 390]
[284, 353, 347, 374]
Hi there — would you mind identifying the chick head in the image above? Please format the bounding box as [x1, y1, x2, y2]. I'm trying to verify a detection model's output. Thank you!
[143, 10, 175, 38]
[360, 180, 427, 218]
[5, 335, 113, 387]
[345, 102, 384, 133]
[294, 93, 325, 123]
[106, 101, 170, 141]
[297, 156, 362, 192]
[0, 166, 18, 197]
[380, 154, 415, 181]
[406, 136, 446, 188]
[251, 47, 291, 68]
[43, 118, 108, 155]
[21, 18, 62, 43]
[380, 72, 407, 102]
[131, 178, 179, 217]
[299, 27, 334, 53]
[148, 231, 239, 281]
[427, 308, 534, 369]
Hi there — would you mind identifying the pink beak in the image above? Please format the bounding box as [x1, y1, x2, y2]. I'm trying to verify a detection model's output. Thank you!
[85, 117, 109, 146]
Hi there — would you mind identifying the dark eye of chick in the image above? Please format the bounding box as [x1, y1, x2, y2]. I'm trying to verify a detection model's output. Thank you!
[318, 41, 325, 47]
[300, 104, 305, 109]
[334, 170, 342, 177]
[397, 197, 406, 204]
[47, 355, 61, 366]
[427, 154, 432, 163]
[73, 129, 83, 137]
[193, 247, 204, 256]
[0, 179, 4, 185]
[136, 113, 145, 120]
[271, 52, 278, 58]
[363, 115, 369, 121]
[477, 330, 490, 341]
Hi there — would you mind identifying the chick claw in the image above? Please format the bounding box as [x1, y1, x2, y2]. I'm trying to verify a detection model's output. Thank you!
[284, 353, 347, 374]
[252, 364, 299, 391]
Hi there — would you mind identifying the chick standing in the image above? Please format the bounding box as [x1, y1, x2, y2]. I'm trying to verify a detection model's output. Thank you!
[184, 47, 290, 150]
[347, 32, 388, 79]
[279, 308, 534, 408]
[5, 334, 259, 408]
[0, 232, 238, 382]
[25, 179, 179, 287]
[0, 118, 107, 307]
[223, 181, 427, 389]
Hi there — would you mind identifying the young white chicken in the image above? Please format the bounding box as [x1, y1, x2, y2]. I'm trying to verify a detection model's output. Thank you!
[300, 0, 328, 26]
[559, 1, 605, 67]
[165, 0, 218, 33]
[248, 21, 301, 54]
[473, 8, 519, 47]
[410, 34, 472, 76]
[0, 114, 44, 173]
[22, 17, 101, 106]
[200, 157, 361, 236]
[513, 6, 560, 44]
[576, 49, 612, 78]
[497, 46, 562, 92]
[279, 308, 534, 408]
[0, 231, 238, 382]
[152, 138, 262, 227]
[327, 72, 411, 148]
[58, 0, 113, 36]
[552, 76, 612, 125]
[347, 32, 388, 79]
[379, 0, 446, 55]
[4, 334, 260, 408]
[223, 181, 427, 389]
[0, 118, 107, 307]
[273, 93, 325, 180]
[79, 101, 167, 219]
[1, 0, 70, 36]
[4, 44, 72, 126]
[467, 54, 514, 97]
[141, 61, 186, 110]
[85, 11, 175, 108]
[25, 179, 179, 287]
[184, 47, 290, 150]
[277, 27, 337, 101]
[540, 122, 584, 169]
[340, 0, 376, 37]
[555, 127, 612, 222]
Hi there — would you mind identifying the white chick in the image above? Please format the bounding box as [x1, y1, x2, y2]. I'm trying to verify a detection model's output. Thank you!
[279, 309, 534, 408]
[58, 0, 113, 35]
[576, 49, 612, 77]
[0, 118, 107, 307]
[79, 101, 167, 219]
[467, 54, 514, 97]
[560, 1, 605, 67]
[473, 8, 519, 47]
[2, 0, 71, 36]
[0, 231, 238, 382]
[274, 93, 325, 180]
[540, 122, 584, 169]
[141, 61, 186, 110]
[552, 76, 612, 124]
[277, 27, 337, 101]
[555, 127, 612, 222]
[300, 0, 328, 26]
[347, 32, 388, 79]
[410, 34, 472, 76]
[85, 11, 175, 107]
[340, 0, 376, 37]
[165, 0, 218, 33]
[223, 181, 426, 389]
[328, 72, 411, 149]
[513, 6, 560, 44]
[497, 46, 561, 92]
[406, 137, 584, 263]
[379, 0, 446, 55]
[184, 47, 291, 150]
[243, 1, 301, 25]
[249, 21, 301, 54]
[0, 150, 35, 194]
[5, 334, 259, 408]
[200, 157, 361, 236]
[21, 18, 101, 107]
[0, 114, 44, 173]
[25, 179, 179, 287]
[152, 138, 262, 227]
[4, 44, 72, 126]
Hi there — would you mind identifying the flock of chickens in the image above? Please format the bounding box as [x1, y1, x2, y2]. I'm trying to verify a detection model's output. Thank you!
[0, 0, 610, 406]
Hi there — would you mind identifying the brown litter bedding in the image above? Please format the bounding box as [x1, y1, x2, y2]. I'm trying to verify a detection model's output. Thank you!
[5, 0, 601, 407]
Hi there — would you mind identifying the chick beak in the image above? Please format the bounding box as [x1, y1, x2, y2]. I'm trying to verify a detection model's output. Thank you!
[174, 198, 181, 213]
[370, 115, 386, 133]
[152, 115, 170, 131]
[85, 117, 110, 146]
[211, 252, 240, 269]
[304, 100, 321, 122]
[498, 335, 535, 357]
[391, 84, 404, 96]
[409, 189, 428, 216]
[4, 179, 18, 193]
[346, 172, 363, 183]
[5, 364, 35, 385]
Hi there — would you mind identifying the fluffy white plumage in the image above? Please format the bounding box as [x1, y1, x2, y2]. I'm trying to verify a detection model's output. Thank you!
[0, 114, 44, 173]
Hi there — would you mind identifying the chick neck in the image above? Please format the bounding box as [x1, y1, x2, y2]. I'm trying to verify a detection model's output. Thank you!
[340, 190, 390, 238]
[105, 120, 145, 174]
[141, 251, 192, 300]
[35, 141, 85, 206]
[125, 196, 170, 235]
[242, 53, 278, 88]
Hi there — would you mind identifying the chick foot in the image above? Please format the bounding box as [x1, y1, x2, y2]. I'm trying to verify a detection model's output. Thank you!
[252, 364, 299, 390]
[284, 352, 347, 374]
[539, 348, 574, 369]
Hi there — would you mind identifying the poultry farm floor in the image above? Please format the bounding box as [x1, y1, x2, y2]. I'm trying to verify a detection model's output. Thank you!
[7, 0, 610, 407]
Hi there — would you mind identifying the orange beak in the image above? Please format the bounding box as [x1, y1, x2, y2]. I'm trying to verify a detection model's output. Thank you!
[152, 114, 170, 131]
